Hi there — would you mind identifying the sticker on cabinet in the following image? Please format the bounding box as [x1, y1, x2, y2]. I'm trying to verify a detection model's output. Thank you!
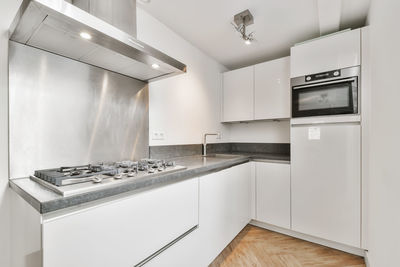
[308, 127, 321, 140]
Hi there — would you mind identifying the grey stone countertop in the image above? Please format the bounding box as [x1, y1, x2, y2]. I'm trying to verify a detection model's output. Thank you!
[9, 153, 290, 214]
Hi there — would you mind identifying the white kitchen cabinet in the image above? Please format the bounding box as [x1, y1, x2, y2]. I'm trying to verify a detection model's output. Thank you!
[291, 123, 361, 247]
[199, 162, 251, 261]
[290, 29, 361, 77]
[145, 163, 252, 267]
[222, 66, 254, 122]
[255, 161, 291, 229]
[361, 26, 371, 250]
[254, 57, 290, 120]
[42, 178, 199, 267]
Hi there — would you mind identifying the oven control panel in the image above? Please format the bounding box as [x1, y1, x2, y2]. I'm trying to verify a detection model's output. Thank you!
[305, 69, 341, 82]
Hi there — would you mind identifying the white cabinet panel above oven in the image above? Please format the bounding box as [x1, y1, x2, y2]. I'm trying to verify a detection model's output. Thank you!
[290, 29, 361, 78]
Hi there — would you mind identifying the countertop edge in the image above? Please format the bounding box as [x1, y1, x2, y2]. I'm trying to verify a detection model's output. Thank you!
[10, 155, 289, 214]
[9, 180, 43, 213]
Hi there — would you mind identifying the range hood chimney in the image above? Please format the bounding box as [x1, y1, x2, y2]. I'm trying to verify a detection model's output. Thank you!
[9, 0, 186, 82]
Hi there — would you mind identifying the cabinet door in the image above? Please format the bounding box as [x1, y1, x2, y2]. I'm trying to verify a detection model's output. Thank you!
[254, 57, 290, 120]
[256, 162, 291, 229]
[199, 163, 251, 264]
[290, 29, 360, 77]
[222, 66, 254, 122]
[291, 123, 361, 247]
[42, 178, 199, 267]
[145, 163, 252, 267]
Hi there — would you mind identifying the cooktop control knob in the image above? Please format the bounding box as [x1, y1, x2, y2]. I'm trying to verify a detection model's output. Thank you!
[114, 174, 123, 179]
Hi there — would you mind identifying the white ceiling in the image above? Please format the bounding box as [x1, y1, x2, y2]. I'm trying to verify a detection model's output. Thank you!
[138, 0, 370, 70]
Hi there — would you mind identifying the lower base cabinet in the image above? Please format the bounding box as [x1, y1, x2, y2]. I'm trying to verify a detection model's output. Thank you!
[255, 161, 291, 229]
[12, 159, 363, 267]
[42, 178, 199, 267]
[146, 163, 252, 267]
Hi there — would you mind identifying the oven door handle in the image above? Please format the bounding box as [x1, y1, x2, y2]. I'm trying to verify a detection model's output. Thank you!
[292, 77, 357, 90]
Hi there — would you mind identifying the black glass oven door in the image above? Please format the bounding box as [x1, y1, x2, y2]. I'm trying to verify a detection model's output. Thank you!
[292, 81, 357, 118]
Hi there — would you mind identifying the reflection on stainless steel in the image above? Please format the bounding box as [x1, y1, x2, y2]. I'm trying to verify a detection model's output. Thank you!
[9, 0, 186, 81]
[66, 0, 137, 37]
[9, 42, 149, 179]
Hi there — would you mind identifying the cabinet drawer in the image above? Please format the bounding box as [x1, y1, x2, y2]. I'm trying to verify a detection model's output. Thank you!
[42, 178, 199, 267]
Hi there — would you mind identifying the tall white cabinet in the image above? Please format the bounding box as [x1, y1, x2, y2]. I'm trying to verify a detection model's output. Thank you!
[222, 56, 290, 122]
[290, 27, 363, 248]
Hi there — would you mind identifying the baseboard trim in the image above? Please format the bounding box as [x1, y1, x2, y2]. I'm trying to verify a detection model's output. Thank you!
[250, 220, 366, 257]
[364, 251, 372, 267]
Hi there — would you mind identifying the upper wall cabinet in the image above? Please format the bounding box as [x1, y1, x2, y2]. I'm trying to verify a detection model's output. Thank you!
[222, 57, 290, 123]
[222, 66, 254, 122]
[254, 57, 290, 120]
[290, 29, 361, 78]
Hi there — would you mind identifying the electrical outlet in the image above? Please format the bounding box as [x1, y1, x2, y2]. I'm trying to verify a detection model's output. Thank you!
[151, 131, 166, 140]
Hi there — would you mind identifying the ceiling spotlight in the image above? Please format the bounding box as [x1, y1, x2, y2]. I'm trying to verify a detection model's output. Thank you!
[151, 63, 160, 69]
[232, 9, 255, 45]
[80, 32, 92, 40]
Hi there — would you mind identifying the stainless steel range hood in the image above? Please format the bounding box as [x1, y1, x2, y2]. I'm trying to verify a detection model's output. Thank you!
[9, 0, 186, 82]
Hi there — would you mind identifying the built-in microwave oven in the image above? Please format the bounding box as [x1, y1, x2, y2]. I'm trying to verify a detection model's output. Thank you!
[291, 66, 360, 118]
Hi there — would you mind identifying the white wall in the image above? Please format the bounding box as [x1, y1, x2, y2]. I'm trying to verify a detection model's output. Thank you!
[0, 29, 11, 267]
[0, 1, 22, 267]
[136, 8, 231, 146]
[366, 1, 400, 266]
[229, 121, 290, 143]
[137, 8, 290, 146]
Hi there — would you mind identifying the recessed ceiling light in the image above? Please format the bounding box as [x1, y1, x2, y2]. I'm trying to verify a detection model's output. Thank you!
[151, 63, 160, 69]
[80, 32, 92, 40]
[245, 39, 252, 45]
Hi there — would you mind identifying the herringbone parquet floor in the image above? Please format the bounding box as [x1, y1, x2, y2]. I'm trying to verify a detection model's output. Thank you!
[210, 225, 365, 267]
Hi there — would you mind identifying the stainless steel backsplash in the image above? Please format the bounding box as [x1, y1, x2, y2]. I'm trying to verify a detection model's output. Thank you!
[9, 42, 149, 179]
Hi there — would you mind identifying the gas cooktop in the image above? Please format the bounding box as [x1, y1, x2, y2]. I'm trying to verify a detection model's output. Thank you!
[30, 159, 186, 197]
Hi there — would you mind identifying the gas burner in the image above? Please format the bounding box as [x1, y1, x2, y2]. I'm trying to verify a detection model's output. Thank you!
[33, 158, 178, 187]
[31, 159, 187, 196]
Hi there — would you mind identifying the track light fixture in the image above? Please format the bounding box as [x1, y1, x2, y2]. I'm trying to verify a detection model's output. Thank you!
[232, 9, 255, 45]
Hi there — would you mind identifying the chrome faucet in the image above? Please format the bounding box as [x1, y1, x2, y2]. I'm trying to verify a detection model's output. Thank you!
[203, 133, 219, 156]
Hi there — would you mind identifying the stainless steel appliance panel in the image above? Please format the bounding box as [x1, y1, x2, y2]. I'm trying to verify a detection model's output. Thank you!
[66, 0, 137, 37]
[9, 0, 186, 81]
[9, 42, 149, 179]
[291, 66, 360, 118]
